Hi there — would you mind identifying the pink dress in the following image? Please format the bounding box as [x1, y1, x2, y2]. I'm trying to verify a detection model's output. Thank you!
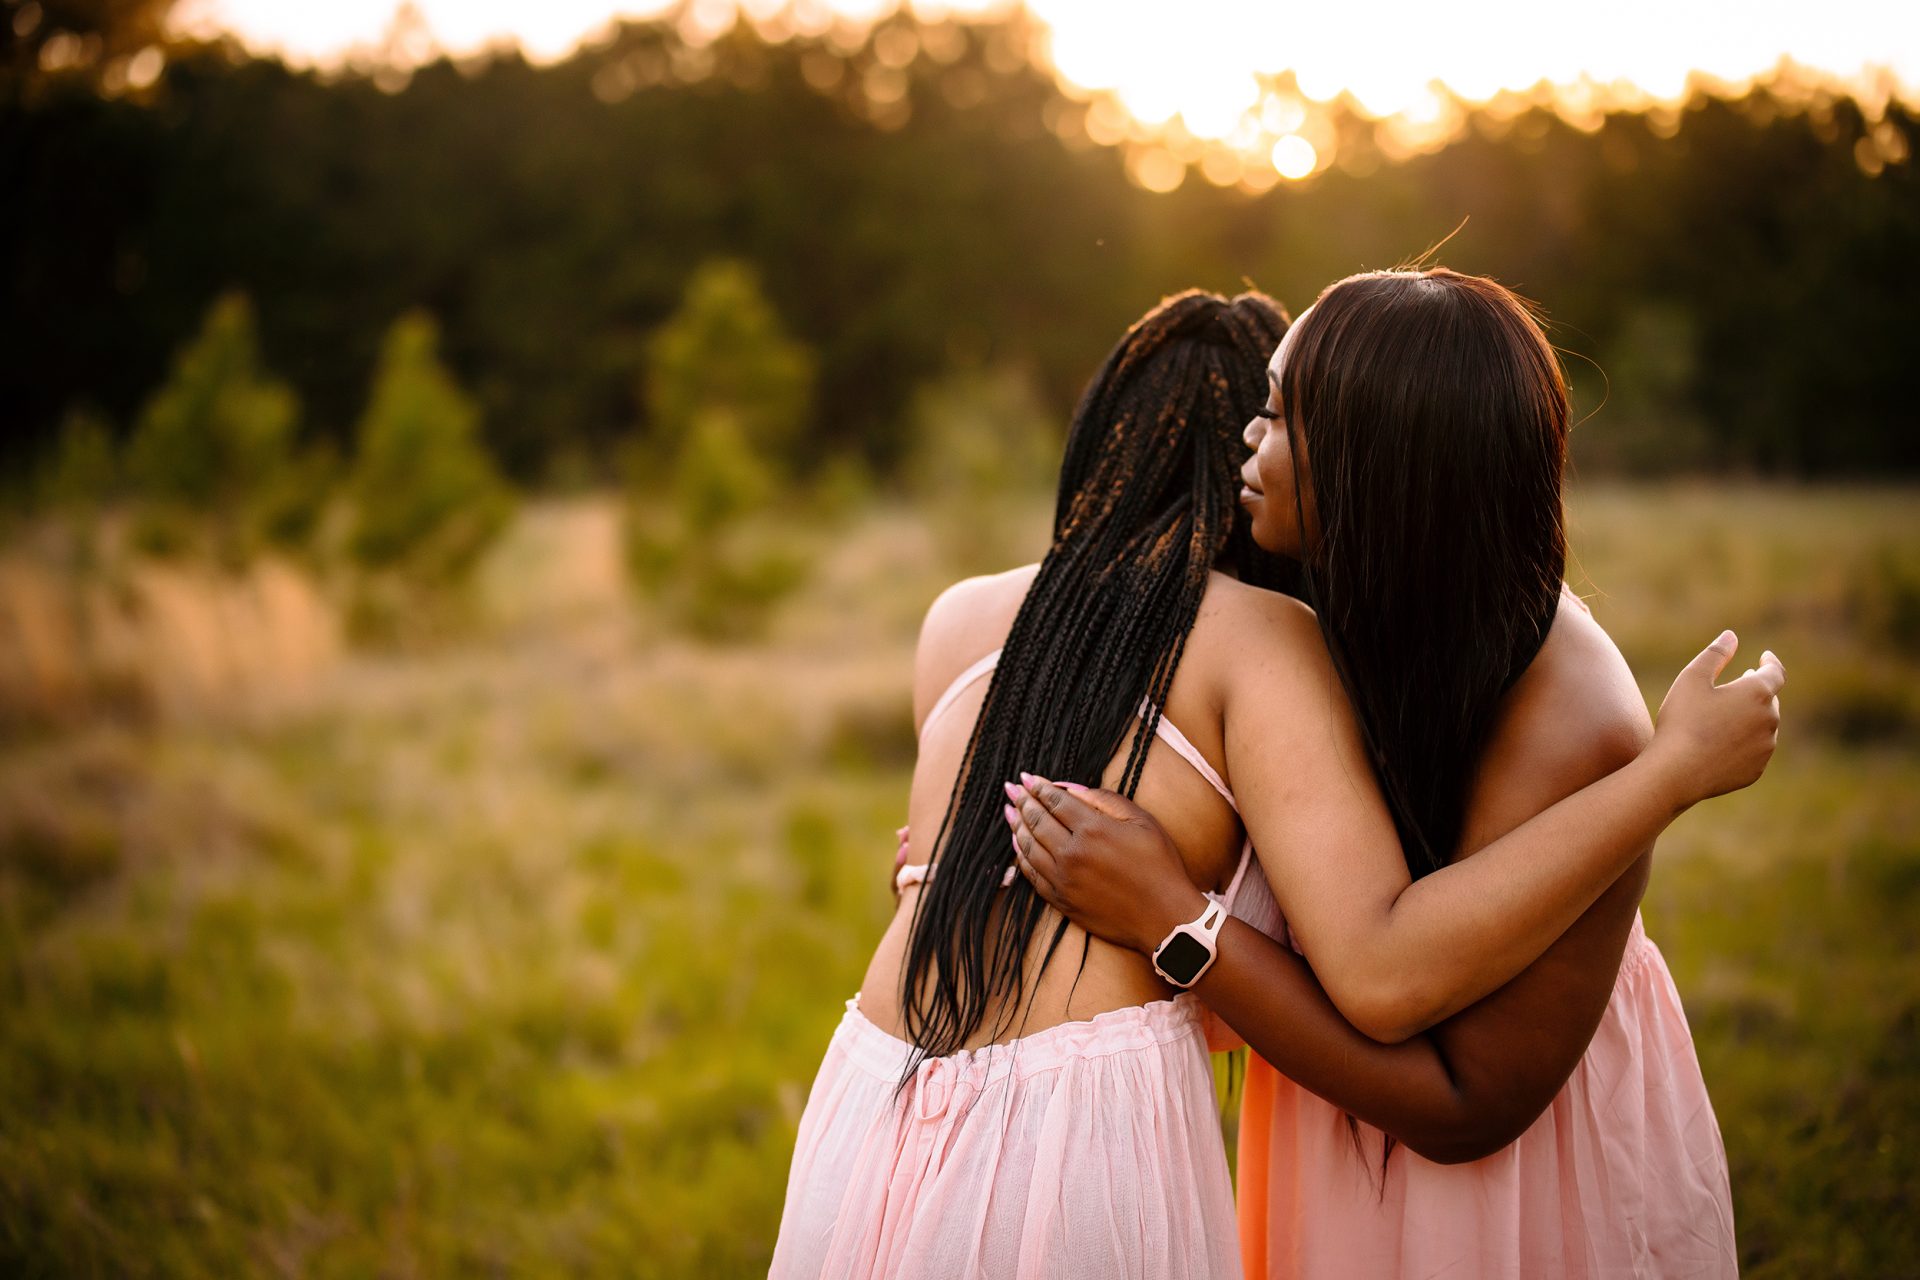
[768, 648, 1268, 1280]
[1233, 911, 1739, 1279]
[1231, 584, 1738, 1278]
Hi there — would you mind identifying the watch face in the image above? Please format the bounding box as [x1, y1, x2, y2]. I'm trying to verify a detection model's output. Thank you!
[1157, 931, 1212, 986]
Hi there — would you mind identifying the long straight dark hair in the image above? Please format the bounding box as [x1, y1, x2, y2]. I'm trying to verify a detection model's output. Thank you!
[1280, 266, 1569, 880]
[897, 289, 1292, 1075]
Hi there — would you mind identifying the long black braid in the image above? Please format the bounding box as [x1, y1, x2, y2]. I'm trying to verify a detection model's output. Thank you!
[897, 290, 1293, 1080]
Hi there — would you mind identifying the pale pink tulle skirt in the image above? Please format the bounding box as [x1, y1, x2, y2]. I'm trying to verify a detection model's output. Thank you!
[769, 992, 1242, 1279]
[1238, 914, 1738, 1279]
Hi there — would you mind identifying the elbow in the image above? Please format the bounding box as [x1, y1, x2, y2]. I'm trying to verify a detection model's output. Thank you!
[1405, 1130, 1506, 1166]
[1400, 1113, 1530, 1166]
[1352, 1014, 1423, 1047]
[1336, 977, 1435, 1046]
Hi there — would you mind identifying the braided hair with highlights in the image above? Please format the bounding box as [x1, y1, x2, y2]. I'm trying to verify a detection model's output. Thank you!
[897, 289, 1293, 1080]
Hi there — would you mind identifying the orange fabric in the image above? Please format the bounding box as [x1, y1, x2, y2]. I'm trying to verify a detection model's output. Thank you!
[1229, 916, 1736, 1278]
[1236, 1053, 1277, 1280]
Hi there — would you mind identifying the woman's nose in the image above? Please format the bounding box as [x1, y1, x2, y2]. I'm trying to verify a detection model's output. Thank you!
[1244, 416, 1264, 448]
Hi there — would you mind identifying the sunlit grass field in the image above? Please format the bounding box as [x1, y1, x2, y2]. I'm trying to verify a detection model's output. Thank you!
[1, 485, 1916, 1277]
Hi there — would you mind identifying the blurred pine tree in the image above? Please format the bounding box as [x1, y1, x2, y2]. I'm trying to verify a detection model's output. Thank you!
[348, 310, 511, 585]
[124, 291, 300, 560]
[40, 405, 118, 511]
[627, 261, 817, 636]
[641, 259, 815, 477]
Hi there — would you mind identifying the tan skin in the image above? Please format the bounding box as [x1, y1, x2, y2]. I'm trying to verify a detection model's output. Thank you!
[1010, 594, 1654, 1161]
[870, 331, 1784, 1074]
[871, 578, 1780, 1078]
[1007, 316, 1786, 1159]
[859, 561, 1254, 1048]
[877, 567, 1780, 1103]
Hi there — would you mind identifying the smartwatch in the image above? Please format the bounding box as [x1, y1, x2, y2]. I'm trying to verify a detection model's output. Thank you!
[1151, 898, 1226, 989]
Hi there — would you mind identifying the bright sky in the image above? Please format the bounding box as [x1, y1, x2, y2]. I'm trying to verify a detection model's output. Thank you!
[173, 0, 1920, 187]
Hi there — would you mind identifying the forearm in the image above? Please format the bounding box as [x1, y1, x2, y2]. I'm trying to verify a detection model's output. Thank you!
[1195, 907, 1646, 1163]
[1193, 917, 1491, 1160]
[1342, 753, 1683, 1040]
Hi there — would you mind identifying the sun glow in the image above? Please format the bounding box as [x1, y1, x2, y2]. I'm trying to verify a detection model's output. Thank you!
[175, 0, 1920, 189]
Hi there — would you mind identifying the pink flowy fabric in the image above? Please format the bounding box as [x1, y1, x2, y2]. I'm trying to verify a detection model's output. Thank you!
[768, 993, 1242, 1280]
[1237, 912, 1738, 1279]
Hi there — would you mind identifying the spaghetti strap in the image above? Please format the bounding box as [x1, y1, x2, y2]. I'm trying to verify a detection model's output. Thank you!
[912, 646, 1255, 910]
[1141, 702, 1237, 814]
[921, 647, 1237, 824]
[1141, 704, 1256, 918]
[896, 862, 1018, 893]
[920, 647, 1004, 740]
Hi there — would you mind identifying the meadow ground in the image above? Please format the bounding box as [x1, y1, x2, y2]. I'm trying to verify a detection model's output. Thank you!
[0, 485, 1916, 1277]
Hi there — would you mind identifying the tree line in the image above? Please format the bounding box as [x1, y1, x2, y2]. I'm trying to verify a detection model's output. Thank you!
[6, 10, 1917, 486]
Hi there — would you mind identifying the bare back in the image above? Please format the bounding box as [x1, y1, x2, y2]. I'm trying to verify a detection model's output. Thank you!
[856, 565, 1251, 1049]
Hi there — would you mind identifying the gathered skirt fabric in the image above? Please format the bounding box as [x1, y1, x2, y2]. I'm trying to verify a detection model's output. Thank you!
[1237, 913, 1738, 1279]
[770, 992, 1243, 1280]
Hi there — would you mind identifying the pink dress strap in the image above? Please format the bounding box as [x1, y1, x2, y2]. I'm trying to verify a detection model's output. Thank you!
[895, 862, 1019, 892]
[1140, 701, 1237, 813]
[908, 645, 1256, 910]
[1140, 698, 1257, 910]
[919, 647, 1004, 740]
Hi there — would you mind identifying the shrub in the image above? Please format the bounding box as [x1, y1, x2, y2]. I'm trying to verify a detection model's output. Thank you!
[625, 261, 819, 636]
[38, 405, 119, 512]
[123, 292, 303, 561]
[642, 260, 813, 470]
[348, 311, 512, 585]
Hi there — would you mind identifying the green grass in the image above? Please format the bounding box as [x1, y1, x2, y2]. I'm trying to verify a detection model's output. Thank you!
[0, 484, 1915, 1276]
[1644, 744, 1920, 1278]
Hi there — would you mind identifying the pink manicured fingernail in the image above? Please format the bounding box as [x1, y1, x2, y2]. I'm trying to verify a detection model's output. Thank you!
[1019, 771, 1036, 787]
[1011, 832, 1023, 857]
[1003, 780, 1022, 803]
[1003, 803, 1019, 826]
[1059, 781, 1089, 794]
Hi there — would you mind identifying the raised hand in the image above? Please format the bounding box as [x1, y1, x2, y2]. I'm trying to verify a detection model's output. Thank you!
[1646, 631, 1786, 805]
[1004, 774, 1207, 956]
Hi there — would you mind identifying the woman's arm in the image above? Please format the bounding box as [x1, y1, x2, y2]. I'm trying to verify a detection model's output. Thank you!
[1407, 618, 1658, 1156]
[1008, 770, 1640, 1164]
[1007, 772, 1605, 1161]
[1014, 607, 1783, 1043]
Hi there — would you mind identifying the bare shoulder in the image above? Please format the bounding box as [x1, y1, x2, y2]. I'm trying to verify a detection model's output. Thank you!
[913, 564, 1041, 726]
[1185, 573, 1347, 757]
[1192, 573, 1332, 692]
[1496, 589, 1653, 786]
[1192, 573, 1322, 659]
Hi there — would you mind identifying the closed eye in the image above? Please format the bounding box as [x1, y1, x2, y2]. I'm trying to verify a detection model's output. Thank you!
[1252, 406, 1279, 419]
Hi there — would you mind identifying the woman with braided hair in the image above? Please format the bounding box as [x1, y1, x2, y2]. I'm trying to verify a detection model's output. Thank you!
[1006, 269, 1764, 1277]
[769, 281, 1777, 1279]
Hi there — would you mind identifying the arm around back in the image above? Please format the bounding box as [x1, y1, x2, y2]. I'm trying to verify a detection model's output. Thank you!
[1219, 586, 1779, 1043]
[1404, 604, 1657, 1160]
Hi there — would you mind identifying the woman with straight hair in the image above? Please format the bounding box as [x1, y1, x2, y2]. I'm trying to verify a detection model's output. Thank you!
[771, 283, 1777, 1279]
[1009, 268, 1762, 1277]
